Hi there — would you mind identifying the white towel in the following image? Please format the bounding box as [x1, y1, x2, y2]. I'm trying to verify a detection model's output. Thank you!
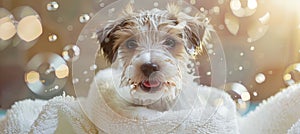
[2, 83, 300, 133]
[0, 95, 98, 134]
[81, 75, 238, 133]
[239, 84, 300, 134]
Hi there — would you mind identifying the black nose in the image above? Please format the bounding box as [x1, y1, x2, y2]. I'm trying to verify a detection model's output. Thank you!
[140, 62, 159, 77]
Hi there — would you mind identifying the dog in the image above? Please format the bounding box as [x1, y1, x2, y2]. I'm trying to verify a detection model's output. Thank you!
[96, 4, 214, 120]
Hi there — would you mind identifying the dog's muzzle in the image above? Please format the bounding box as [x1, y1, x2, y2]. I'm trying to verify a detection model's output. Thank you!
[140, 62, 162, 92]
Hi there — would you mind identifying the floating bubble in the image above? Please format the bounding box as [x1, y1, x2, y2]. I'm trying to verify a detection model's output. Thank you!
[240, 52, 244, 56]
[89, 64, 98, 71]
[238, 66, 243, 71]
[67, 25, 73, 31]
[230, 0, 256, 17]
[79, 14, 91, 23]
[0, 9, 16, 41]
[72, 78, 79, 84]
[206, 71, 211, 76]
[225, 13, 239, 35]
[99, 3, 105, 7]
[259, 12, 270, 25]
[250, 46, 255, 51]
[222, 83, 250, 115]
[47, 1, 59, 11]
[55, 64, 69, 79]
[247, 0, 258, 10]
[230, 0, 241, 11]
[253, 91, 258, 96]
[255, 73, 266, 84]
[62, 45, 80, 62]
[218, 24, 225, 30]
[153, 2, 159, 7]
[283, 63, 300, 86]
[25, 53, 67, 98]
[17, 15, 43, 42]
[212, 6, 220, 15]
[190, 0, 196, 5]
[48, 34, 58, 42]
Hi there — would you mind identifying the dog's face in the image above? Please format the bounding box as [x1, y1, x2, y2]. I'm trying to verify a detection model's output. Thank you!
[97, 4, 212, 109]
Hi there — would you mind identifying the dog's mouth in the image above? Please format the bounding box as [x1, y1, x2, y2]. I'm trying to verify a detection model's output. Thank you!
[139, 79, 162, 92]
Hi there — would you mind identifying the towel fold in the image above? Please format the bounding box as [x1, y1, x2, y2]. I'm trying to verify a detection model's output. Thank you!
[0, 95, 98, 134]
[239, 84, 300, 134]
[1, 83, 300, 133]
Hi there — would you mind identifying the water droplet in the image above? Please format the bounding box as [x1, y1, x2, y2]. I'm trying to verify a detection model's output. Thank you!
[85, 78, 90, 82]
[255, 73, 266, 84]
[283, 63, 300, 86]
[200, 7, 205, 12]
[190, 0, 196, 5]
[153, 2, 159, 7]
[99, 3, 105, 7]
[212, 6, 220, 14]
[238, 66, 243, 71]
[54, 85, 59, 89]
[240, 52, 244, 56]
[67, 25, 73, 31]
[108, 8, 115, 14]
[48, 34, 57, 42]
[221, 83, 250, 115]
[79, 14, 90, 23]
[250, 46, 255, 51]
[218, 24, 225, 30]
[268, 70, 273, 75]
[47, 1, 59, 11]
[253, 91, 258, 96]
[62, 45, 80, 62]
[90, 64, 98, 71]
[83, 70, 88, 75]
[206, 71, 211, 76]
[72, 78, 79, 84]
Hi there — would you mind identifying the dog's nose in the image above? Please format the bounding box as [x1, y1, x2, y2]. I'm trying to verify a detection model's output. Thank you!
[141, 62, 159, 77]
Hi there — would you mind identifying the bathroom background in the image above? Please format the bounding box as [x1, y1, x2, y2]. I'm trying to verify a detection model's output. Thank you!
[0, 0, 300, 115]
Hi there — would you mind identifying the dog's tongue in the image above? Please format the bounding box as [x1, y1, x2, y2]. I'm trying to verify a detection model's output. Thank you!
[142, 80, 160, 88]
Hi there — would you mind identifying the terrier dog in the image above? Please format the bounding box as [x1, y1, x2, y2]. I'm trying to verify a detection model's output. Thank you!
[96, 4, 214, 119]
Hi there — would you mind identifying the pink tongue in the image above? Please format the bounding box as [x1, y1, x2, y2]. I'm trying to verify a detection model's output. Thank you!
[143, 80, 160, 88]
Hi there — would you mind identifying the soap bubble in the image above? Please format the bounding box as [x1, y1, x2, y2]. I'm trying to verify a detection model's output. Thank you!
[283, 63, 300, 86]
[25, 53, 68, 98]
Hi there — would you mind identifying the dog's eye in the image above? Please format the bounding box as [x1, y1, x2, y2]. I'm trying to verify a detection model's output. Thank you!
[163, 38, 176, 47]
[126, 39, 138, 49]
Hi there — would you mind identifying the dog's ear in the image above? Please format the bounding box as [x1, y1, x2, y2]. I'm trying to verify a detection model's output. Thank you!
[183, 17, 214, 57]
[97, 4, 135, 63]
[97, 20, 123, 63]
[167, 3, 214, 57]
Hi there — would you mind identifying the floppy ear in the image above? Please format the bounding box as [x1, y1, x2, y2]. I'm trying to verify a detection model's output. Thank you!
[97, 4, 135, 63]
[97, 19, 125, 63]
[184, 18, 214, 57]
[177, 13, 214, 57]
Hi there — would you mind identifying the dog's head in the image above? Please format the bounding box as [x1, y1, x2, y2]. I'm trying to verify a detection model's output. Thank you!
[97, 4, 213, 110]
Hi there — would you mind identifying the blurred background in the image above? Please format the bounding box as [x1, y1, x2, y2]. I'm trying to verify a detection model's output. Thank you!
[0, 0, 300, 115]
